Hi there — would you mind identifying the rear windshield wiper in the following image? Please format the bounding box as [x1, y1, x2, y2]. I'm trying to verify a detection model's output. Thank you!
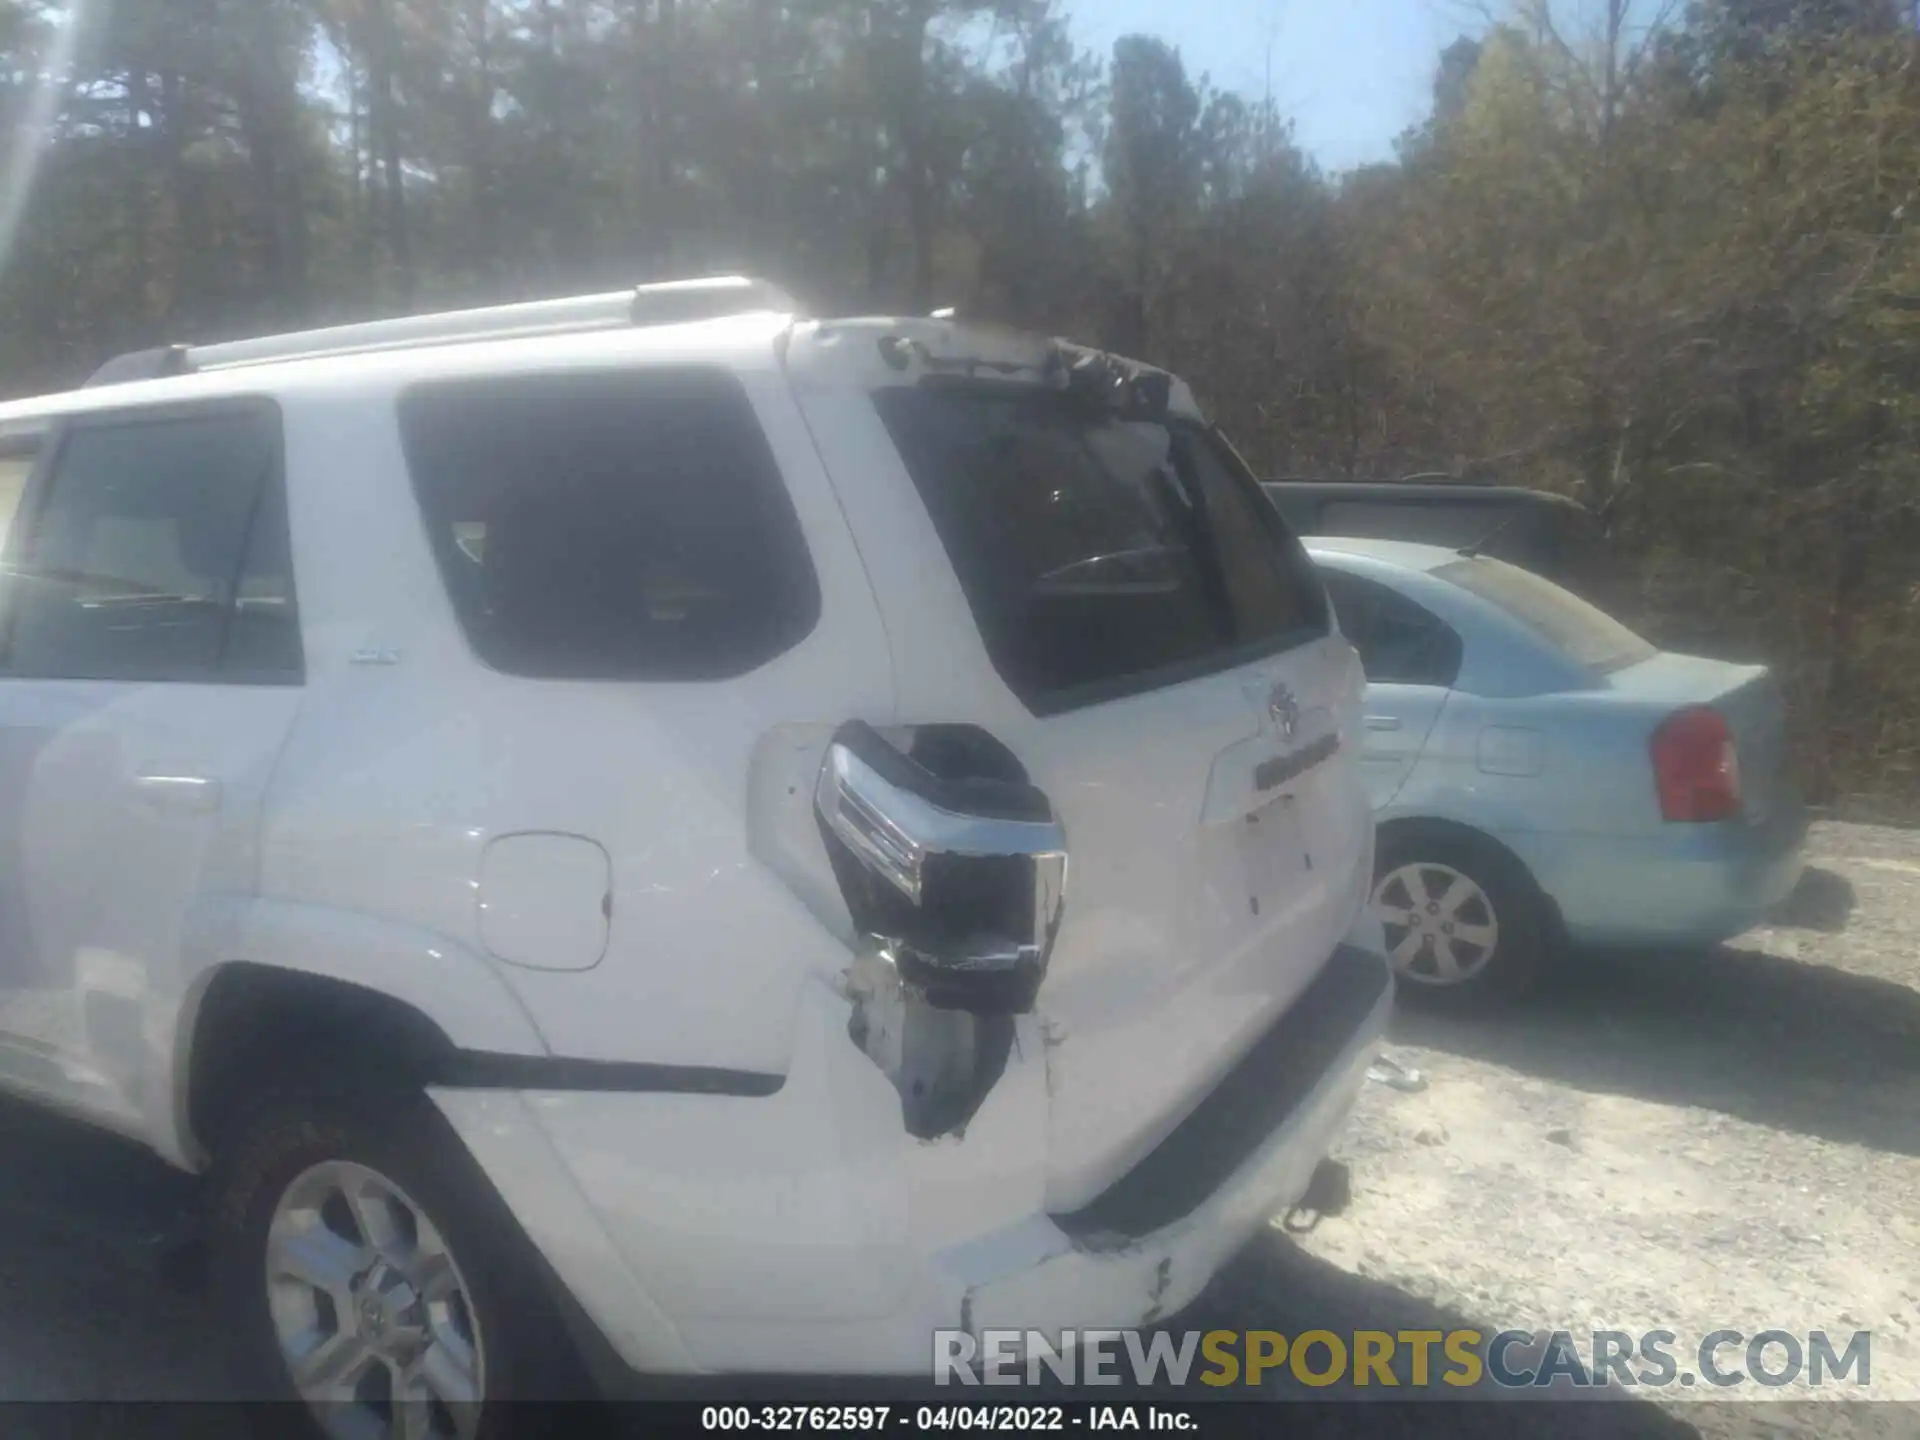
[1034, 547, 1183, 597]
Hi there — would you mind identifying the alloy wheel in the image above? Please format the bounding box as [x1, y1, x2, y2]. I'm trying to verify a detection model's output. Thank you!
[1372, 862, 1500, 986]
[265, 1159, 486, 1440]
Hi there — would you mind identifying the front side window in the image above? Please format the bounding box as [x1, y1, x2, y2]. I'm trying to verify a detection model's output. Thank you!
[1319, 568, 1463, 688]
[875, 386, 1328, 713]
[0, 406, 301, 683]
[398, 368, 821, 682]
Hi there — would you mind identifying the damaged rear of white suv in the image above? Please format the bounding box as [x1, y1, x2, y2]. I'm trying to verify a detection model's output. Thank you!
[750, 316, 1394, 1362]
[0, 280, 1389, 1422]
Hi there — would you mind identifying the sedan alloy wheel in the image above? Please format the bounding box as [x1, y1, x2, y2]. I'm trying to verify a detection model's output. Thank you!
[1372, 861, 1500, 986]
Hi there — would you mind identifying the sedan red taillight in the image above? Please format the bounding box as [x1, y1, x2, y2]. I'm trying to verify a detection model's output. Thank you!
[1651, 706, 1742, 823]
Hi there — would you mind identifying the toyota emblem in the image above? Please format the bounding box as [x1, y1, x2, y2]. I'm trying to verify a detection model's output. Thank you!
[1268, 683, 1300, 742]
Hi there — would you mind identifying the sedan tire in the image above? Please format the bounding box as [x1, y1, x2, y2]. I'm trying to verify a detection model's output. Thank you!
[1371, 826, 1546, 1001]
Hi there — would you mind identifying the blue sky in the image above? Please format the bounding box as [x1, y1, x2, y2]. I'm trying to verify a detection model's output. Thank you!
[1063, 0, 1480, 172]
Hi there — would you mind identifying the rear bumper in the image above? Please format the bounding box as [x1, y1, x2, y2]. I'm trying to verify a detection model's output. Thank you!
[1517, 802, 1809, 948]
[430, 941, 1391, 1380]
[968, 942, 1391, 1345]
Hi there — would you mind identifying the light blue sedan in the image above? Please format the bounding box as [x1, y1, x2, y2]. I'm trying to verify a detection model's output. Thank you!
[1311, 538, 1809, 998]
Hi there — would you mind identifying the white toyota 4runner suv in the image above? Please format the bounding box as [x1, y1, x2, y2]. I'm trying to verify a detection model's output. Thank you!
[0, 278, 1389, 1428]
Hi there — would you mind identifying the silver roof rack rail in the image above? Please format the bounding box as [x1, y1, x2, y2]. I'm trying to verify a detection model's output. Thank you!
[83, 276, 800, 388]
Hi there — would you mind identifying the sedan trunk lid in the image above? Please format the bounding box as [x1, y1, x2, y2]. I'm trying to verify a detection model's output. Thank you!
[1608, 653, 1797, 825]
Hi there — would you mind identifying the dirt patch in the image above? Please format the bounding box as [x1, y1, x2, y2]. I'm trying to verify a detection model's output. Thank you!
[1258, 821, 1920, 1436]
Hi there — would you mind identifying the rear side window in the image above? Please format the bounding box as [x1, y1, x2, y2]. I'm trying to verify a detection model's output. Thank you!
[1320, 568, 1463, 687]
[399, 368, 821, 681]
[1434, 554, 1655, 675]
[0, 405, 302, 684]
[875, 387, 1328, 714]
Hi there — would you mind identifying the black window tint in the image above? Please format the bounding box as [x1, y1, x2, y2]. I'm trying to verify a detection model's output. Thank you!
[398, 369, 820, 681]
[1182, 436, 1323, 643]
[875, 387, 1327, 713]
[2, 407, 300, 683]
[1320, 568, 1463, 687]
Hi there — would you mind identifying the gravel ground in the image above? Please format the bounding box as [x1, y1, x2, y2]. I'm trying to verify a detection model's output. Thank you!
[1235, 820, 1920, 1437]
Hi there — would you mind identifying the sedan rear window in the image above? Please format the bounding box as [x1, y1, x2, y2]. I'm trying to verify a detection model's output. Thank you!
[875, 386, 1328, 713]
[1433, 554, 1655, 674]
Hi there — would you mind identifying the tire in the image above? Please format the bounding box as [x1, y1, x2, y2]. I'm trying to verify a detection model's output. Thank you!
[208, 1085, 587, 1438]
[1371, 826, 1548, 1002]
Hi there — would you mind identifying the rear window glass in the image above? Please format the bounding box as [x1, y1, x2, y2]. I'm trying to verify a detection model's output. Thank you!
[1434, 554, 1655, 674]
[0, 438, 38, 554]
[399, 368, 821, 681]
[875, 386, 1328, 713]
